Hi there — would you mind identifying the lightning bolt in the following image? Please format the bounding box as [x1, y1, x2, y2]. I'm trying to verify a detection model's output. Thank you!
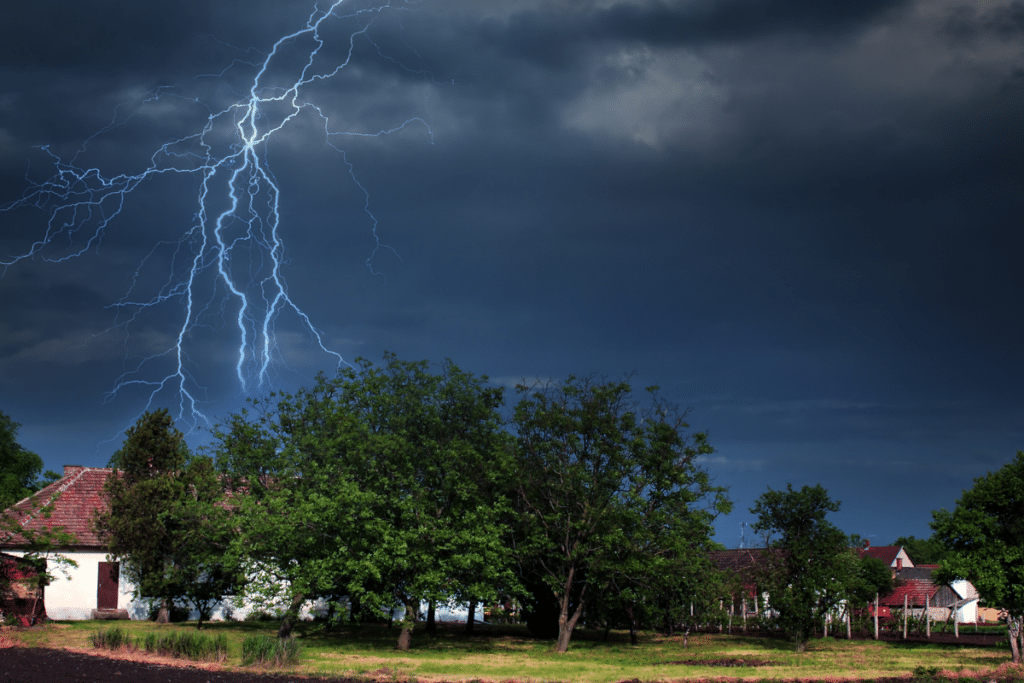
[1, 0, 434, 431]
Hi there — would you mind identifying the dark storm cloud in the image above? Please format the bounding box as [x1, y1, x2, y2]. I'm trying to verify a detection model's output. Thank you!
[943, 1, 1024, 42]
[472, 0, 913, 71]
[1, 0, 1022, 546]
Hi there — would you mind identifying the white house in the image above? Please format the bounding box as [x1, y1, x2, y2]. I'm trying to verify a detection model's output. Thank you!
[1, 466, 139, 620]
[1, 465, 485, 624]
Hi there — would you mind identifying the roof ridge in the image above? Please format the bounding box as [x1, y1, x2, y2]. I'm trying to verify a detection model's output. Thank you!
[18, 466, 95, 528]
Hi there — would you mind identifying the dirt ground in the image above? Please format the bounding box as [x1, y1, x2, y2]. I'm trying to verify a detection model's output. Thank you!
[0, 645, 382, 683]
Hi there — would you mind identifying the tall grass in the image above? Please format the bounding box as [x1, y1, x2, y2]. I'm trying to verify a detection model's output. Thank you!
[241, 634, 301, 666]
[90, 626, 227, 662]
[89, 626, 131, 650]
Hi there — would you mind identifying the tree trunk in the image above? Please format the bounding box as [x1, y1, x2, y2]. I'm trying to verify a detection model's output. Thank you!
[555, 595, 585, 653]
[426, 600, 436, 632]
[846, 604, 851, 639]
[682, 627, 690, 648]
[554, 571, 586, 653]
[396, 600, 417, 651]
[324, 601, 336, 632]
[626, 604, 638, 646]
[466, 597, 477, 634]
[349, 595, 361, 624]
[157, 598, 171, 624]
[277, 592, 305, 638]
[1008, 616, 1021, 665]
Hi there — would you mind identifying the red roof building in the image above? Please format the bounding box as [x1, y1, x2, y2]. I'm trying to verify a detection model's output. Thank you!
[1, 466, 112, 549]
[857, 543, 914, 572]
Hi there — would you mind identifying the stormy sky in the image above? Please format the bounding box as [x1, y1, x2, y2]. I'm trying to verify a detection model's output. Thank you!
[2, 0, 1022, 548]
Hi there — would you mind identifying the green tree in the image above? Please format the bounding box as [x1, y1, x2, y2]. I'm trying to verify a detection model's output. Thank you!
[892, 535, 947, 565]
[215, 355, 515, 647]
[931, 451, 1024, 663]
[0, 410, 57, 509]
[1, 410, 78, 608]
[1, 499, 79, 614]
[95, 409, 237, 627]
[751, 483, 851, 652]
[512, 377, 730, 653]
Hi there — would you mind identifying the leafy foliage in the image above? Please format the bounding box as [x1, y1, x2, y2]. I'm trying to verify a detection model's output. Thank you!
[931, 450, 1024, 662]
[892, 535, 948, 565]
[750, 483, 851, 652]
[0, 410, 57, 509]
[95, 409, 238, 627]
[214, 354, 515, 648]
[511, 377, 730, 652]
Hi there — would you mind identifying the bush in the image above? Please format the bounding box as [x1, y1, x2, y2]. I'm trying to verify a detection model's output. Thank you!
[241, 634, 300, 667]
[244, 610, 278, 622]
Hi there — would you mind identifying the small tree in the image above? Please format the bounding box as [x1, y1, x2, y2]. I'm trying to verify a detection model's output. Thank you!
[931, 451, 1024, 663]
[96, 409, 237, 626]
[1, 502, 79, 619]
[751, 483, 851, 652]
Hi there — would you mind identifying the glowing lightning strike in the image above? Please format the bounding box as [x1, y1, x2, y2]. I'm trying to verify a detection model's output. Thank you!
[1, 0, 435, 431]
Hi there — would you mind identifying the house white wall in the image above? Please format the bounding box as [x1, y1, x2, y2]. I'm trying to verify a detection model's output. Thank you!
[951, 579, 979, 623]
[7, 550, 486, 624]
[5, 550, 139, 621]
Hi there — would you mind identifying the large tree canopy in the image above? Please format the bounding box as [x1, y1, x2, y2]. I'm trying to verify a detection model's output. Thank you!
[215, 355, 515, 647]
[932, 451, 1024, 663]
[512, 377, 730, 653]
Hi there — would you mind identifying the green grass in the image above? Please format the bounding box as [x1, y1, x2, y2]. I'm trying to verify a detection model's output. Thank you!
[10, 620, 1024, 682]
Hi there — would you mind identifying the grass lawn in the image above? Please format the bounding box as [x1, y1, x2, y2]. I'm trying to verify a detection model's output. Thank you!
[6, 620, 1023, 682]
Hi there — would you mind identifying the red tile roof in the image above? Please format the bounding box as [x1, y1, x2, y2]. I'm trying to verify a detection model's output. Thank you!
[858, 545, 904, 566]
[710, 548, 774, 574]
[880, 579, 938, 608]
[1, 466, 112, 549]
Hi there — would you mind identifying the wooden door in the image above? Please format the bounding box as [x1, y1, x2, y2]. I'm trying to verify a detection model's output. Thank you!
[97, 562, 119, 610]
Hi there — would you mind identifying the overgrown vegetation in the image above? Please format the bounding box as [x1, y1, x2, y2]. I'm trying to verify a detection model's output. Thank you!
[241, 634, 300, 666]
[90, 625, 228, 662]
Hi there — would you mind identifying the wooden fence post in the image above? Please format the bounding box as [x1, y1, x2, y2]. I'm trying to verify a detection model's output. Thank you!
[874, 594, 879, 641]
[926, 594, 930, 638]
[903, 594, 908, 639]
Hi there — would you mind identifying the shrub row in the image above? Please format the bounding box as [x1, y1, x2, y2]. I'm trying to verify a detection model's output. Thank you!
[90, 627, 228, 662]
